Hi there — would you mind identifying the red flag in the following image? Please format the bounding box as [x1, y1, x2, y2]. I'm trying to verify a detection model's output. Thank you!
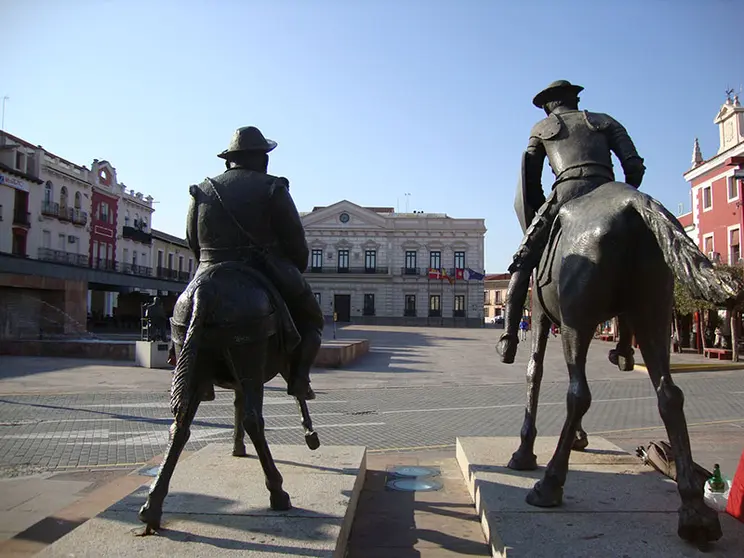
[428, 268, 441, 279]
[455, 268, 464, 280]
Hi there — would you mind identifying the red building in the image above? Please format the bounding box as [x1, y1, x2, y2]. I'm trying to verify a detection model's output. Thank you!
[88, 161, 119, 270]
[681, 94, 744, 264]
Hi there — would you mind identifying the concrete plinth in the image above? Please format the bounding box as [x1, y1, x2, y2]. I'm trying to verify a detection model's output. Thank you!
[456, 436, 744, 558]
[315, 339, 370, 368]
[37, 443, 366, 558]
[134, 340, 171, 369]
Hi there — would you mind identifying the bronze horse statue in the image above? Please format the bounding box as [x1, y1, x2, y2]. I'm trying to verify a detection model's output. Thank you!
[506, 181, 736, 545]
[139, 262, 319, 534]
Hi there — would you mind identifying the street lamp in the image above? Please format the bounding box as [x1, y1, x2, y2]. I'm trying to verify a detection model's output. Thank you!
[1, 96, 8, 131]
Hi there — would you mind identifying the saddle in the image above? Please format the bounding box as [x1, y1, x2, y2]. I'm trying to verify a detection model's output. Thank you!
[170, 261, 301, 353]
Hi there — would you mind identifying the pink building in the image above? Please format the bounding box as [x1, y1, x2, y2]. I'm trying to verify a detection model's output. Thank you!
[681, 94, 744, 265]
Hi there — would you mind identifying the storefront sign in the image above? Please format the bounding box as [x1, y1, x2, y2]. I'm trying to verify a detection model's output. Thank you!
[0, 173, 29, 192]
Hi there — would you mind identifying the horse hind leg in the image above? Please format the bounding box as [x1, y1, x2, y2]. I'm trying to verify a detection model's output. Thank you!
[632, 308, 721, 547]
[232, 386, 248, 457]
[608, 314, 635, 371]
[527, 323, 593, 508]
[138, 374, 203, 533]
[509, 305, 551, 471]
[225, 344, 291, 511]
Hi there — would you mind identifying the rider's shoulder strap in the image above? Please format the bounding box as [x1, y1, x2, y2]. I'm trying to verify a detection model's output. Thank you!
[202, 177, 265, 252]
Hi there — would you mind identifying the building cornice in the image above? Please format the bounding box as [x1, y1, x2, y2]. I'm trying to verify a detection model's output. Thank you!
[683, 142, 744, 182]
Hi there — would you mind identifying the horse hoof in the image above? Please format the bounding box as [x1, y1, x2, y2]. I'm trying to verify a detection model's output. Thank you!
[138, 503, 161, 533]
[525, 480, 563, 508]
[507, 450, 538, 471]
[617, 354, 635, 371]
[305, 432, 320, 451]
[270, 490, 292, 511]
[678, 501, 722, 546]
[572, 435, 589, 452]
[232, 447, 248, 457]
[608, 349, 619, 366]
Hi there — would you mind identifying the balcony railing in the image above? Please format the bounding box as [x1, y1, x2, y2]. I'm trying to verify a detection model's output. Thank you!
[401, 267, 423, 276]
[91, 258, 118, 272]
[453, 310, 467, 318]
[41, 200, 59, 217]
[12, 211, 31, 227]
[428, 310, 442, 318]
[123, 225, 153, 245]
[307, 266, 389, 274]
[404, 309, 417, 317]
[362, 308, 376, 316]
[156, 267, 191, 281]
[39, 202, 87, 226]
[121, 263, 153, 277]
[37, 247, 89, 267]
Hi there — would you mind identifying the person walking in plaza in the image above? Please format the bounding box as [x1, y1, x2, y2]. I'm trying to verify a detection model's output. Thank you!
[519, 318, 529, 341]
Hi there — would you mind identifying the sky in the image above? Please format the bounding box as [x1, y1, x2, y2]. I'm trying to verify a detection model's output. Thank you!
[3, 0, 741, 272]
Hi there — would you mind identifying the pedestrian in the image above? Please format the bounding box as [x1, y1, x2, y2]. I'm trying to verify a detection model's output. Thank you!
[519, 318, 528, 341]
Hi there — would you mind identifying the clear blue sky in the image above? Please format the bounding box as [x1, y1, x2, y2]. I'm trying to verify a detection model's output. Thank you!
[4, 0, 740, 271]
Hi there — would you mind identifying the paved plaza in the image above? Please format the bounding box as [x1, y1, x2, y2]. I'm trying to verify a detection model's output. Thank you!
[1, 325, 742, 478]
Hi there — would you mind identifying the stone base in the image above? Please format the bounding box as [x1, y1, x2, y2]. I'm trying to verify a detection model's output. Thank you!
[315, 339, 369, 368]
[456, 436, 744, 558]
[0, 339, 134, 360]
[134, 340, 171, 369]
[37, 443, 366, 558]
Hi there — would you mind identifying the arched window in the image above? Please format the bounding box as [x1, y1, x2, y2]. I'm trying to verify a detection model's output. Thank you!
[74, 192, 81, 209]
[44, 181, 53, 203]
[60, 186, 68, 208]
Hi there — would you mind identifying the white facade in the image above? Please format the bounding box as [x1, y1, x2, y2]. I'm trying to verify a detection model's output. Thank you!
[301, 201, 486, 327]
[118, 190, 154, 275]
[37, 151, 91, 266]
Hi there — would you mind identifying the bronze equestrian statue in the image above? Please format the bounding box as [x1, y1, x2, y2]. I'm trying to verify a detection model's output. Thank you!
[139, 126, 323, 534]
[503, 80, 738, 546]
[144, 297, 168, 342]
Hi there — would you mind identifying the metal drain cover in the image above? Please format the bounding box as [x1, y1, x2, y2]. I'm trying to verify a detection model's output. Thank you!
[386, 477, 443, 492]
[385, 466, 442, 491]
[138, 466, 160, 477]
[388, 466, 440, 478]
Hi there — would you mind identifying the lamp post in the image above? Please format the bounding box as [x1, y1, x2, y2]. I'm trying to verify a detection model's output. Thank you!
[1, 96, 8, 131]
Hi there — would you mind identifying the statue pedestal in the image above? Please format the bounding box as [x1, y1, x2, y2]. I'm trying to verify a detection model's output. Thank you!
[456, 436, 744, 557]
[36, 444, 366, 558]
[134, 340, 171, 369]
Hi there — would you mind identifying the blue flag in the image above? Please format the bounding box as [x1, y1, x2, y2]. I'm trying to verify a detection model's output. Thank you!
[463, 268, 485, 281]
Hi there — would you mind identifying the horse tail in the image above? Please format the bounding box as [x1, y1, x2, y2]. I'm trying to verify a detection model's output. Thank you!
[170, 286, 209, 419]
[631, 194, 738, 304]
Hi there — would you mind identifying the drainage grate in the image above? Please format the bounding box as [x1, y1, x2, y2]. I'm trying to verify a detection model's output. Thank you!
[385, 465, 442, 492]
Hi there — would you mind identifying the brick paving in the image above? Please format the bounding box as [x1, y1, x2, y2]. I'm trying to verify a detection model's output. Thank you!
[1, 325, 742, 477]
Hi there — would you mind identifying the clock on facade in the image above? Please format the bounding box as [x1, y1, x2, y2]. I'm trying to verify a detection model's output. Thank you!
[339, 212, 350, 223]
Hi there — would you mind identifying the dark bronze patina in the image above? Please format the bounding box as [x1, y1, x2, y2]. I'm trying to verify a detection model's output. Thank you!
[138, 127, 323, 534]
[503, 81, 738, 546]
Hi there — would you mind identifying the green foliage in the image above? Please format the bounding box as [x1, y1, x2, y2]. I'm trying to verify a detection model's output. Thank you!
[673, 264, 744, 315]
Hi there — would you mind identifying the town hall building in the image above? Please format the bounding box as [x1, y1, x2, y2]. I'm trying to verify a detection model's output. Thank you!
[301, 201, 486, 327]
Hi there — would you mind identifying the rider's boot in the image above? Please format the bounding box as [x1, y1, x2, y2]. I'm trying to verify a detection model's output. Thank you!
[288, 327, 321, 400]
[496, 268, 531, 364]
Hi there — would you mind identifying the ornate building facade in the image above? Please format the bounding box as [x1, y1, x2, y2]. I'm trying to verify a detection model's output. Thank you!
[301, 201, 486, 327]
[679, 94, 744, 264]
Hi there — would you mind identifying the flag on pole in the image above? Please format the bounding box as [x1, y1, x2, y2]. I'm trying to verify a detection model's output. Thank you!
[427, 268, 442, 280]
[463, 268, 485, 281]
[441, 268, 454, 285]
[455, 268, 465, 280]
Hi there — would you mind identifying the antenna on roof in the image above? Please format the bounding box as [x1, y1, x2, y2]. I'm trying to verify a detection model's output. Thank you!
[726, 87, 735, 102]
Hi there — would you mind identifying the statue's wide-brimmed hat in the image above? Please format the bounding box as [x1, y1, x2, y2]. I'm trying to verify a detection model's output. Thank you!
[217, 126, 277, 159]
[532, 80, 584, 108]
